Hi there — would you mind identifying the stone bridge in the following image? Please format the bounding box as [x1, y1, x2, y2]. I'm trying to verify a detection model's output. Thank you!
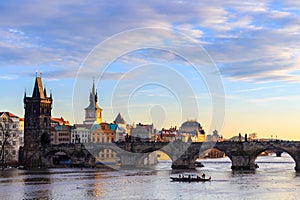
[23, 140, 300, 171]
[85, 140, 300, 170]
[21, 144, 96, 168]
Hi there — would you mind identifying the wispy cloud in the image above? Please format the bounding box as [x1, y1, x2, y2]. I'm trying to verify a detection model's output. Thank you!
[0, 75, 18, 80]
[235, 85, 284, 93]
[247, 95, 300, 103]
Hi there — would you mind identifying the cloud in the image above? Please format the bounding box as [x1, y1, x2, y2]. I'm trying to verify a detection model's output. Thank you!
[247, 95, 300, 103]
[0, 75, 18, 80]
[0, 0, 300, 84]
[235, 85, 284, 93]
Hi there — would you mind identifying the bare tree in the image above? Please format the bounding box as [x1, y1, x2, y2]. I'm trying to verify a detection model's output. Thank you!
[0, 119, 19, 170]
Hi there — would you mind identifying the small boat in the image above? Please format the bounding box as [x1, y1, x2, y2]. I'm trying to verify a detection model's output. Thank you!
[170, 173, 211, 182]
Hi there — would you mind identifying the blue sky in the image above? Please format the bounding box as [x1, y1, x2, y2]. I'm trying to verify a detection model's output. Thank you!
[1, 1, 300, 139]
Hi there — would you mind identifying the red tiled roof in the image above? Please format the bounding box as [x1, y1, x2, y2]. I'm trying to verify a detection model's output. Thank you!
[51, 117, 71, 125]
[161, 133, 176, 137]
[0, 112, 19, 118]
[74, 124, 92, 129]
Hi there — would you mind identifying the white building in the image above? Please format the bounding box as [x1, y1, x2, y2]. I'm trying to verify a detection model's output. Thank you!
[0, 112, 21, 165]
[71, 124, 91, 144]
[206, 130, 223, 142]
[130, 123, 155, 141]
[114, 113, 128, 142]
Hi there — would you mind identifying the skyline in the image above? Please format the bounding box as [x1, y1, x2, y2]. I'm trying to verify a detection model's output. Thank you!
[1, 1, 300, 139]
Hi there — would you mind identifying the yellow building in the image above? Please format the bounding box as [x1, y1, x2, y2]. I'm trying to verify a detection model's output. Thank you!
[91, 122, 117, 165]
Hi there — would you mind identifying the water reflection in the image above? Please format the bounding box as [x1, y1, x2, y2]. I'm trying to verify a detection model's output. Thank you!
[0, 155, 300, 200]
[23, 170, 52, 199]
[89, 172, 103, 198]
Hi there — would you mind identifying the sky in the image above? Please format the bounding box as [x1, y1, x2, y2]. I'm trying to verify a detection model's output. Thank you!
[1, 0, 300, 140]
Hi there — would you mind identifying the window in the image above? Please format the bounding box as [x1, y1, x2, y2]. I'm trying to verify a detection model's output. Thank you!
[13, 141, 16, 146]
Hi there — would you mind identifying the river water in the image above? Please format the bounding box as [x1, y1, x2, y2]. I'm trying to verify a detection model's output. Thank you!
[1, 153, 300, 200]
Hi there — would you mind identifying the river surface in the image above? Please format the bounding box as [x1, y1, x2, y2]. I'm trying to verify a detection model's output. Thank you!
[1, 153, 300, 200]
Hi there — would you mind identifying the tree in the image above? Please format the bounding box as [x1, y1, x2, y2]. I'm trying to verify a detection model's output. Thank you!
[0, 119, 18, 170]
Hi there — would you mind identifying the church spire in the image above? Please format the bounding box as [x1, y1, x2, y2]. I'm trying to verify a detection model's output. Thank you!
[84, 80, 102, 124]
[92, 79, 96, 96]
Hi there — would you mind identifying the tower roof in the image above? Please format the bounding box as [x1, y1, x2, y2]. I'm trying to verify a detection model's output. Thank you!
[32, 76, 45, 98]
[114, 113, 126, 124]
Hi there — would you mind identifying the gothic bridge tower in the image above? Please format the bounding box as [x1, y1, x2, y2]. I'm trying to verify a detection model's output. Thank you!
[21, 73, 52, 167]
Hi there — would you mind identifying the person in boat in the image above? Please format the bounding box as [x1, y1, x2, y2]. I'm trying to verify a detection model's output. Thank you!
[202, 173, 206, 179]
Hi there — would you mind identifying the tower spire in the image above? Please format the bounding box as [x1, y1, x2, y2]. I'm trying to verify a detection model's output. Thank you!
[92, 78, 96, 95]
[84, 80, 102, 124]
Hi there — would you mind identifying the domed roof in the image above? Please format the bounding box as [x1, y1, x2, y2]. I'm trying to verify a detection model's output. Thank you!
[180, 120, 204, 135]
[181, 120, 201, 127]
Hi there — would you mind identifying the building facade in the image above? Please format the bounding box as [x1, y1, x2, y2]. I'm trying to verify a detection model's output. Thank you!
[156, 127, 178, 142]
[130, 123, 155, 141]
[0, 112, 21, 165]
[71, 124, 91, 144]
[50, 117, 72, 145]
[114, 113, 128, 142]
[206, 129, 223, 142]
[90, 122, 117, 165]
[19, 118, 24, 147]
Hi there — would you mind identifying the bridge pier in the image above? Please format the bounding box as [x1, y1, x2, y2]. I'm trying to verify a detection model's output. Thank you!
[294, 154, 300, 171]
[274, 150, 283, 157]
[230, 155, 256, 170]
[171, 156, 196, 169]
[119, 152, 155, 168]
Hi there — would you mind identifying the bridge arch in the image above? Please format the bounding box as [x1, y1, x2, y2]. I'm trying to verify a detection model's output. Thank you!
[140, 148, 173, 161]
[137, 148, 173, 166]
[45, 150, 72, 166]
[250, 146, 299, 170]
[193, 147, 232, 169]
